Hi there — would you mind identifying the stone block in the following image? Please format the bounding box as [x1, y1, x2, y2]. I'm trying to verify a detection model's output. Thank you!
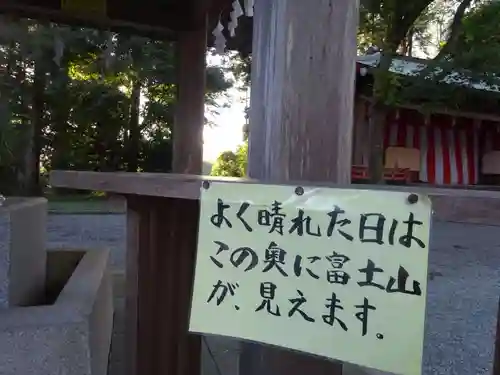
[0, 248, 114, 375]
[0, 197, 47, 308]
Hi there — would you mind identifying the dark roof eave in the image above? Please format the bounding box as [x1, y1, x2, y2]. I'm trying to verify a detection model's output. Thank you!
[0, 0, 235, 41]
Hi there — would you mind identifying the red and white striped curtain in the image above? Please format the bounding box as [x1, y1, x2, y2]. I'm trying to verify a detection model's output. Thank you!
[383, 110, 479, 185]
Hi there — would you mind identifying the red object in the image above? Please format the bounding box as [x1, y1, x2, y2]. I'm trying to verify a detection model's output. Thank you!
[383, 110, 479, 185]
[351, 165, 410, 183]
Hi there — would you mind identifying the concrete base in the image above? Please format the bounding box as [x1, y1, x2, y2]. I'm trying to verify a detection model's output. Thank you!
[0, 197, 47, 308]
[0, 248, 114, 375]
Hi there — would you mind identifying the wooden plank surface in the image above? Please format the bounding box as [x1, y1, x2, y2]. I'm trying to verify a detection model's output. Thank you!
[124, 208, 139, 375]
[125, 196, 201, 375]
[50, 170, 500, 200]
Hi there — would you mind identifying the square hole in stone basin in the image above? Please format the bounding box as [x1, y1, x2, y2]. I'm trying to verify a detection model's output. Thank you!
[44, 250, 85, 305]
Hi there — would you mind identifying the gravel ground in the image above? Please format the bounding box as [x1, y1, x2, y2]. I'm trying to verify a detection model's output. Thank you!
[424, 222, 500, 375]
[31, 215, 500, 374]
[47, 214, 126, 270]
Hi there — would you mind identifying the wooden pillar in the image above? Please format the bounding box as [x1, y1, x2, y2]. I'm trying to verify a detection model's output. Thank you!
[248, 0, 357, 183]
[173, 16, 207, 174]
[353, 98, 368, 165]
[244, 0, 359, 374]
[125, 196, 201, 375]
[475, 119, 483, 185]
[124, 208, 139, 375]
[494, 296, 500, 375]
[368, 102, 387, 183]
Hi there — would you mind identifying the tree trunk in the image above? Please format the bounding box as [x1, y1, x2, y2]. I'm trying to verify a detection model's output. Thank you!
[17, 57, 45, 196]
[50, 61, 71, 171]
[2, 42, 18, 193]
[434, 0, 473, 60]
[95, 121, 108, 171]
[368, 101, 387, 184]
[6, 41, 16, 83]
[29, 58, 45, 195]
[401, 40, 408, 55]
[368, 50, 393, 184]
[15, 63, 27, 193]
[401, 28, 415, 57]
[127, 79, 141, 172]
[407, 28, 414, 57]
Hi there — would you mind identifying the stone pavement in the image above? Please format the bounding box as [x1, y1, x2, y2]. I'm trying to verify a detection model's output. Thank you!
[43, 214, 500, 375]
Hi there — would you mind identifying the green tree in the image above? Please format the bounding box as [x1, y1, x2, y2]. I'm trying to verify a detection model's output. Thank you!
[355, 0, 487, 182]
[449, 0, 500, 74]
[211, 142, 248, 177]
[227, 1, 496, 184]
[400, 0, 498, 111]
[0, 19, 233, 194]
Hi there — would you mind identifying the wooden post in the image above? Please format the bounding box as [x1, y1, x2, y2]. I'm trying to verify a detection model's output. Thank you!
[173, 15, 207, 174]
[124, 14, 207, 375]
[493, 297, 500, 374]
[248, 0, 357, 182]
[353, 98, 369, 166]
[475, 119, 483, 185]
[243, 0, 359, 374]
[368, 102, 386, 183]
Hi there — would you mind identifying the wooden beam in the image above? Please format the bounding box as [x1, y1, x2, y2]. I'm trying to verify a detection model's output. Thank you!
[0, 3, 177, 39]
[360, 95, 500, 124]
[244, 0, 359, 374]
[173, 15, 207, 174]
[49, 170, 500, 200]
[0, 0, 229, 41]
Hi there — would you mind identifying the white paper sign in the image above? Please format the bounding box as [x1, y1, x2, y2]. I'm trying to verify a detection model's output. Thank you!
[190, 182, 431, 375]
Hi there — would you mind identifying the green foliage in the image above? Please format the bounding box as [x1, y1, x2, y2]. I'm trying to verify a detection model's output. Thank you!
[454, 1, 500, 74]
[357, 0, 441, 113]
[396, 0, 500, 112]
[211, 142, 248, 177]
[358, 0, 438, 54]
[230, 54, 252, 86]
[0, 18, 233, 194]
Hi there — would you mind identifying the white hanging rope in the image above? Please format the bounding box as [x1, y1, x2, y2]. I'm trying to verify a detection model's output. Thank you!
[212, 20, 226, 55]
[228, 0, 243, 37]
[244, 0, 254, 17]
[211, 0, 254, 54]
